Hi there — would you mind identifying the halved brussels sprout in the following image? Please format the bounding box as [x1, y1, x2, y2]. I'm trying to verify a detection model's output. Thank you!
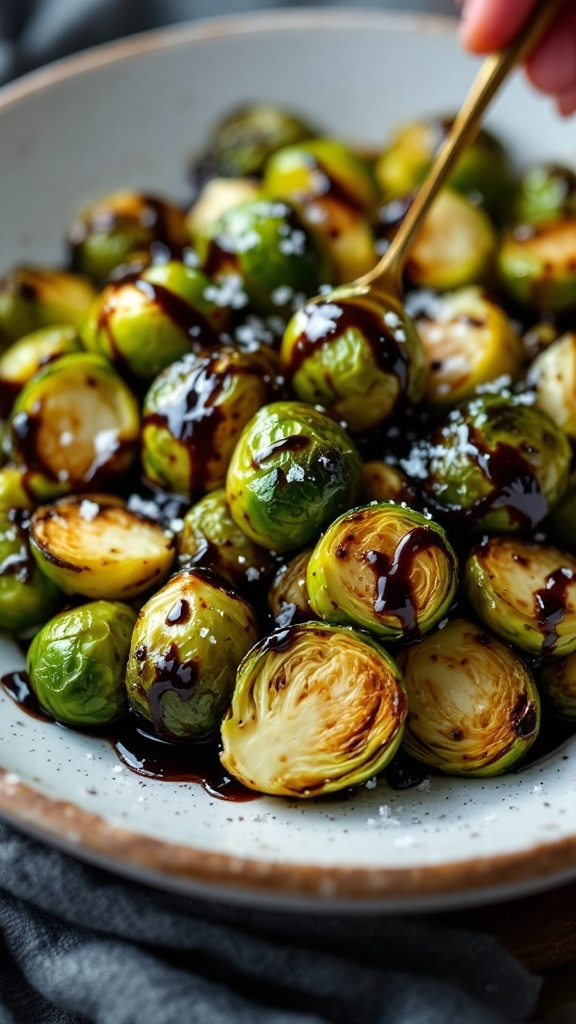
[465, 536, 576, 656]
[196, 199, 333, 318]
[498, 220, 576, 312]
[528, 332, 576, 439]
[220, 622, 407, 797]
[398, 618, 540, 776]
[521, 318, 563, 364]
[29, 494, 175, 600]
[8, 352, 140, 491]
[264, 139, 379, 281]
[539, 654, 576, 721]
[267, 548, 315, 627]
[514, 163, 576, 225]
[0, 325, 82, 418]
[406, 287, 523, 407]
[0, 267, 97, 350]
[186, 178, 261, 239]
[361, 460, 418, 507]
[126, 568, 259, 741]
[375, 116, 511, 218]
[142, 346, 281, 499]
[197, 104, 317, 179]
[0, 510, 62, 632]
[81, 261, 227, 379]
[178, 487, 275, 588]
[420, 393, 571, 532]
[401, 190, 497, 291]
[307, 503, 458, 640]
[0, 464, 69, 512]
[280, 290, 426, 433]
[27, 600, 136, 726]
[226, 400, 362, 552]
[68, 190, 189, 281]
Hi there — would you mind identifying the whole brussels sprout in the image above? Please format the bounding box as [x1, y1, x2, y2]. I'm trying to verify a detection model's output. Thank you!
[406, 286, 524, 407]
[0, 510, 62, 632]
[27, 600, 137, 726]
[220, 622, 407, 797]
[196, 199, 333, 318]
[0, 267, 97, 350]
[514, 163, 576, 225]
[264, 139, 379, 282]
[68, 190, 189, 281]
[186, 178, 261, 240]
[418, 393, 571, 532]
[498, 219, 576, 312]
[126, 567, 259, 741]
[307, 503, 458, 640]
[280, 290, 426, 433]
[267, 548, 315, 627]
[375, 116, 511, 218]
[178, 487, 275, 588]
[197, 103, 317, 180]
[465, 536, 576, 656]
[398, 618, 540, 776]
[539, 654, 576, 721]
[226, 400, 363, 552]
[528, 332, 576, 440]
[81, 261, 228, 379]
[0, 325, 82, 418]
[0, 464, 69, 512]
[142, 346, 281, 499]
[30, 494, 175, 600]
[361, 460, 418, 507]
[7, 352, 140, 491]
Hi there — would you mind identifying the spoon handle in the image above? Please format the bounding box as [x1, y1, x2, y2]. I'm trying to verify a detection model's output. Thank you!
[362, 0, 567, 292]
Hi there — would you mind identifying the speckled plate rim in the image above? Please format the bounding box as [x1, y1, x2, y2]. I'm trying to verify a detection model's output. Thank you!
[0, 8, 576, 910]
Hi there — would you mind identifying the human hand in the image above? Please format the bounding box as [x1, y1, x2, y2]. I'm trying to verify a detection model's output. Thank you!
[460, 0, 576, 115]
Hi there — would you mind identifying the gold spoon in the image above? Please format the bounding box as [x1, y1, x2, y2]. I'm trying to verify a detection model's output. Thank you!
[326, 0, 566, 315]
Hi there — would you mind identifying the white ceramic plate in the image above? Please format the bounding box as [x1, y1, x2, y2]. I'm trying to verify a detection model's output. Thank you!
[1, 9, 576, 912]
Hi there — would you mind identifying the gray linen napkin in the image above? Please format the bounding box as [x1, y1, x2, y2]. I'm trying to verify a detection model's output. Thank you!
[0, 821, 540, 1024]
[0, 2, 543, 1022]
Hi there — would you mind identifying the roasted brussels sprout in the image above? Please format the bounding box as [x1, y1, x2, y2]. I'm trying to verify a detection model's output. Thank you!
[178, 487, 275, 588]
[198, 104, 316, 179]
[547, 473, 576, 551]
[0, 268, 97, 351]
[280, 290, 427, 433]
[406, 287, 523, 407]
[498, 220, 576, 312]
[267, 548, 315, 627]
[398, 618, 540, 775]
[361, 460, 418, 507]
[125, 567, 259, 741]
[539, 654, 576, 721]
[307, 503, 458, 640]
[399, 190, 497, 291]
[220, 622, 407, 797]
[142, 346, 281, 499]
[68, 191, 189, 281]
[465, 536, 576, 656]
[419, 393, 571, 532]
[514, 163, 576, 225]
[7, 352, 140, 491]
[375, 116, 511, 218]
[186, 178, 261, 239]
[226, 400, 362, 552]
[27, 600, 136, 726]
[196, 199, 333, 318]
[0, 510, 62, 632]
[29, 494, 175, 600]
[0, 325, 82, 418]
[0, 464, 69, 511]
[264, 138, 379, 281]
[528, 332, 576, 439]
[81, 261, 228, 379]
